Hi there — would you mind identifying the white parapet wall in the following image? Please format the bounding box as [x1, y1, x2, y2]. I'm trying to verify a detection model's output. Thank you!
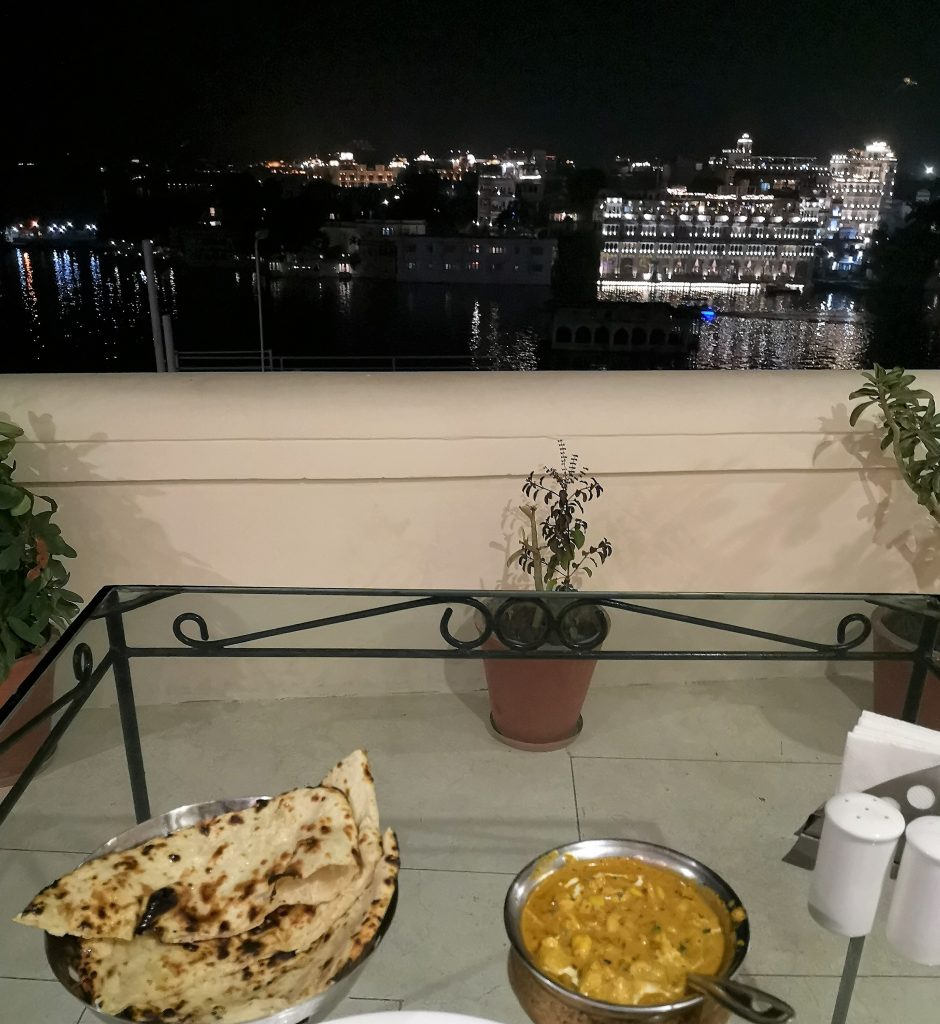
[1, 369, 938, 702]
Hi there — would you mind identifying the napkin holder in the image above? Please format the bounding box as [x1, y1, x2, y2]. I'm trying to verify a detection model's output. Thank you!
[784, 763, 940, 870]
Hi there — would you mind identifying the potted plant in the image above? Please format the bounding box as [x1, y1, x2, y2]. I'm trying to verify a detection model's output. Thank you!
[483, 440, 613, 750]
[0, 420, 81, 787]
[850, 365, 940, 728]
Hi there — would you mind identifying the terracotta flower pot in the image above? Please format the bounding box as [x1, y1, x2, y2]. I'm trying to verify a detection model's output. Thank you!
[0, 646, 56, 788]
[872, 609, 940, 731]
[483, 640, 598, 750]
[481, 602, 608, 751]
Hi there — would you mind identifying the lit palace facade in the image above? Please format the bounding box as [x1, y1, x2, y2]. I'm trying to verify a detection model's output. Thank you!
[597, 191, 822, 285]
[597, 134, 898, 286]
[829, 142, 897, 243]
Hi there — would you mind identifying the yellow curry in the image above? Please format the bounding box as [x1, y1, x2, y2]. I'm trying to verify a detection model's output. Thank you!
[521, 856, 728, 1006]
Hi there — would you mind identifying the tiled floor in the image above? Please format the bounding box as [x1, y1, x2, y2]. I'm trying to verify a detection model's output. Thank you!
[1, 674, 938, 1023]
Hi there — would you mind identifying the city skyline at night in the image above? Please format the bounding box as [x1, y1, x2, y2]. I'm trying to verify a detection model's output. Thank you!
[2, 1, 938, 376]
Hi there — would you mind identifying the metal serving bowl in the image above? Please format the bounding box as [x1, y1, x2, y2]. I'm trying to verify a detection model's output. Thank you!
[504, 839, 749, 1024]
[45, 797, 398, 1024]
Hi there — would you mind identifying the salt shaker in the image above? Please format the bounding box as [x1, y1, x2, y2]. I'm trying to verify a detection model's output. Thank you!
[808, 792, 905, 937]
[886, 816, 940, 965]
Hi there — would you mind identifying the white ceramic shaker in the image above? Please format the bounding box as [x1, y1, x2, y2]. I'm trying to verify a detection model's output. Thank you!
[886, 816, 940, 964]
[808, 792, 906, 937]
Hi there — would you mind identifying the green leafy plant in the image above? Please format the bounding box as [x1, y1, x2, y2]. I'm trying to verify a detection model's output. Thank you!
[850, 365, 940, 523]
[510, 440, 613, 592]
[0, 421, 81, 680]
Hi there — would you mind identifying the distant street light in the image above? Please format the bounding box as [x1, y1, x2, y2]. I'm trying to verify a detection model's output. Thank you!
[926, 165, 936, 177]
[254, 228, 270, 371]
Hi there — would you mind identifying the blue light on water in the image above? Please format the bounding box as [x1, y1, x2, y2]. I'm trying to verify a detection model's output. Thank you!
[701, 307, 717, 323]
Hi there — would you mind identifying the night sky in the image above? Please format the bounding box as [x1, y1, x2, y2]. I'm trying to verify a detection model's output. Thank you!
[6, 1, 940, 168]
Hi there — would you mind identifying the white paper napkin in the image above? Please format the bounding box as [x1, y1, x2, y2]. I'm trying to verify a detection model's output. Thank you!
[838, 711, 940, 794]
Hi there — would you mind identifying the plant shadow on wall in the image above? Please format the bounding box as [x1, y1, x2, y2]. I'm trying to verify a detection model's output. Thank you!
[0, 411, 230, 772]
[814, 370, 940, 591]
[440, 497, 538, 726]
[7, 412, 223, 589]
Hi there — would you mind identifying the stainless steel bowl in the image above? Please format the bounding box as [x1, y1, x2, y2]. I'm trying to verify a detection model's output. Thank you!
[504, 838, 749, 1024]
[45, 797, 398, 1024]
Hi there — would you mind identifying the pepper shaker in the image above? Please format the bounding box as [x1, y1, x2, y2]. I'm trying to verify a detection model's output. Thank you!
[808, 792, 905, 937]
[886, 816, 940, 965]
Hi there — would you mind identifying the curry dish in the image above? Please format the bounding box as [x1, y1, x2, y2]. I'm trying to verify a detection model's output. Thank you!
[521, 856, 726, 1006]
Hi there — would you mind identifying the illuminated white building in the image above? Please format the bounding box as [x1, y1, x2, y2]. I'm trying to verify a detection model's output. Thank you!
[319, 153, 396, 187]
[306, 153, 399, 187]
[828, 142, 897, 243]
[710, 132, 829, 194]
[726, 132, 754, 165]
[333, 164, 397, 187]
[476, 151, 545, 227]
[598, 133, 897, 284]
[477, 172, 517, 227]
[597, 191, 821, 284]
[401, 151, 466, 182]
[450, 152, 477, 175]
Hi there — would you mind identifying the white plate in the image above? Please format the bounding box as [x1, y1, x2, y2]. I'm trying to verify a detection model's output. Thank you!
[330, 1014, 508, 1024]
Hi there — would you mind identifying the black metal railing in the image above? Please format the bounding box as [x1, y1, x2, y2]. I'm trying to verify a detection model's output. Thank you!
[2, 587, 938, 831]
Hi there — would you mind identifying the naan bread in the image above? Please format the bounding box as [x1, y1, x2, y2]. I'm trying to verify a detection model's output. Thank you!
[16, 789, 359, 942]
[93, 829, 399, 1024]
[279, 749, 379, 905]
[225, 828, 399, 1023]
[17, 749, 396, 1024]
[79, 752, 389, 1017]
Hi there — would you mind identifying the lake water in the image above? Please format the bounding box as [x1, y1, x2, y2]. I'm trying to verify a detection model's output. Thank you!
[1, 246, 936, 372]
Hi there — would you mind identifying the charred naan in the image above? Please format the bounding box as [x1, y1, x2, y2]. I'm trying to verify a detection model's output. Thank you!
[90, 829, 398, 1023]
[15, 750, 398, 1024]
[78, 752, 388, 1016]
[16, 787, 358, 943]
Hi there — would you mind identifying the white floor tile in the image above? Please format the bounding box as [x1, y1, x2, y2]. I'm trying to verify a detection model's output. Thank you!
[746, 975, 940, 1024]
[0, 849, 85, 981]
[0, 703, 137, 854]
[745, 975, 837, 1024]
[0, 978, 84, 1024]
[576, 675, 868, 763]
[139, 693, 577, 873]
[356, 868, 527, 1024]
[1, 695, 577, 872]
[841, 976, 940, 1023]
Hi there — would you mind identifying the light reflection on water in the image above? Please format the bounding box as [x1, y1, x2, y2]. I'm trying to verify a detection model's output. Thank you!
[694, 317, 871, 370]
[466, 296, 538, 369]
[598, 282, 875, 370]
[17, 250, 40, 334]
[0, 248, 935, 372]
[52, 250, 80, 342]
[3, 248, 171, 370]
